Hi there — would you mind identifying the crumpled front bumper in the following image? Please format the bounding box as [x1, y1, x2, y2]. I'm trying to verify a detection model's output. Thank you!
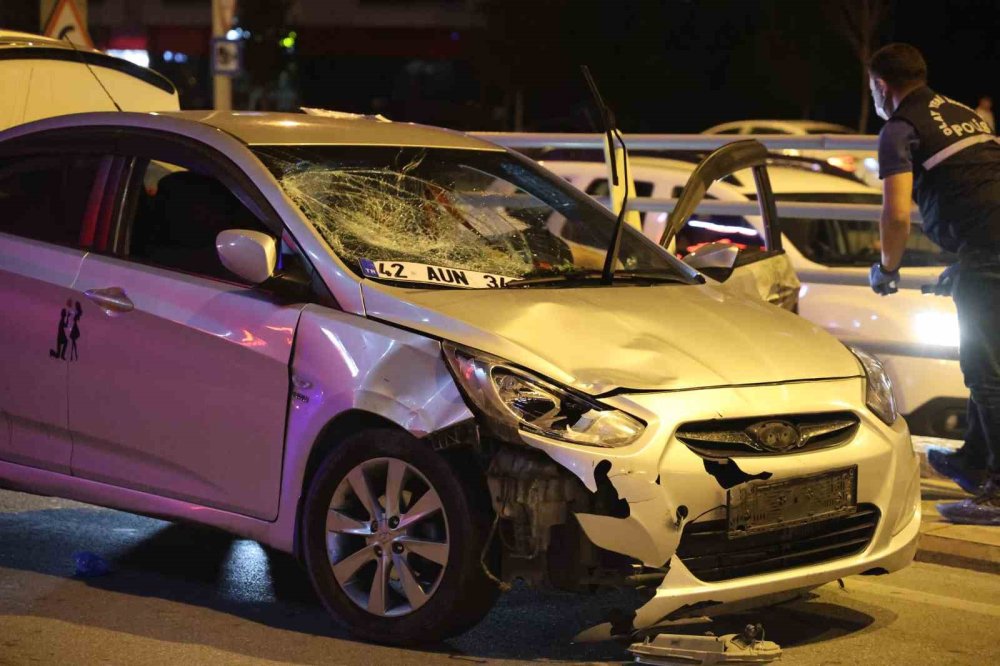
[520, 376, 920, 633]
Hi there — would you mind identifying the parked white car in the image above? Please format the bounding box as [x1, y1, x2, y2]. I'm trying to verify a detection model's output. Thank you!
[703, 119, 879, 187]
[0, 113, 918, 644]
[546, 156, 965, 439]
[0, 30, 179, 131]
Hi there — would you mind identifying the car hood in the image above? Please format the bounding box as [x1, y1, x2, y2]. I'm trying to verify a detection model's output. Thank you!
[361, 282, 861, 395]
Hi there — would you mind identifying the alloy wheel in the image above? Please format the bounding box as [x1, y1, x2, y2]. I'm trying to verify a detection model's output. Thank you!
[325, 457, 450, 617]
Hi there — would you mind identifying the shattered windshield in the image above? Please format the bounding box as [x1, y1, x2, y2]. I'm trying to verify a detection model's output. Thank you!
[253, 145, 687, 288]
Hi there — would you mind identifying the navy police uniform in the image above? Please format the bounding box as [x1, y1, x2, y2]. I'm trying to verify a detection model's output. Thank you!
[879, 86, 1000, 479]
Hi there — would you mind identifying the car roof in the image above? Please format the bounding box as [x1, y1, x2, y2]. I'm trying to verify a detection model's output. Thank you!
[0, 30, 176, 95]
[706, 119, 854, 133]
[158, 111, 503, 149]
[0, 30, 81, 49]
[761, 164, 877, 193]
[0, 110, 505, 151]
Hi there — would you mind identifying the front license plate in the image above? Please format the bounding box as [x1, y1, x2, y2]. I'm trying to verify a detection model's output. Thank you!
[727, 466, 857, 539]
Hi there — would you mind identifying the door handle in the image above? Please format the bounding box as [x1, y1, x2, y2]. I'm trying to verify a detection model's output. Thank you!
[84, 287, 134, 314]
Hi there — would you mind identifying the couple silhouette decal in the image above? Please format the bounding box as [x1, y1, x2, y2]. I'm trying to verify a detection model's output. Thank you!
[50, 300, 82, 361]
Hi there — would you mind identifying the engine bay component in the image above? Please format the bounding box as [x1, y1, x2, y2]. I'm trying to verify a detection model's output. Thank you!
[486, 446, 589, 560]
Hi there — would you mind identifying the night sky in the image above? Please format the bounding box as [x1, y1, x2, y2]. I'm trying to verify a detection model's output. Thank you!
[2, 0, 996, 132]
[466, 0, 1000, 134]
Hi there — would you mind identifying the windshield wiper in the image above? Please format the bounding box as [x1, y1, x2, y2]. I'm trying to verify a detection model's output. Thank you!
[581, 66, 630, 287]
[504, 269, 694, 288]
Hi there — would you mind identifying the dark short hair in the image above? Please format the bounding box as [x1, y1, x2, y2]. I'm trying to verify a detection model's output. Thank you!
[869, 43, 928, 88]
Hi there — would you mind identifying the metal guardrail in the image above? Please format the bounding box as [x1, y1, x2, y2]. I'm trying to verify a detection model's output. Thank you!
[469, 132, 925, 223]
[471, 132, 880, 152]
[628, 199, 918, 222]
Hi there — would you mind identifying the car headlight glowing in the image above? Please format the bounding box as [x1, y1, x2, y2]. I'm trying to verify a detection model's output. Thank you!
[443, 342, 644, 448]
[913, 310, 960, 347]
[849, 346, 898, 426]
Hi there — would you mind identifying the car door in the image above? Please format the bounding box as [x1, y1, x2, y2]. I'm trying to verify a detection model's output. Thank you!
[664, 140, 800, 310]
[0, 141, 112, 473]
[67, 133, 306, 520]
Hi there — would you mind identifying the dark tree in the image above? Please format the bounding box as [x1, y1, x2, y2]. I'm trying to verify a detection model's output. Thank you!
[828, 0, 891, 130]
[0, 0, 40, 33]
[234, 0, 297, 110]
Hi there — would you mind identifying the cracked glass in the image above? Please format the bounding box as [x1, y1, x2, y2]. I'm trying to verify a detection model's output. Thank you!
[254, 146, 686, 288]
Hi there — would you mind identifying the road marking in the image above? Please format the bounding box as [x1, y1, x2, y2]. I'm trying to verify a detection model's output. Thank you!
[843, 578, 1000, 618]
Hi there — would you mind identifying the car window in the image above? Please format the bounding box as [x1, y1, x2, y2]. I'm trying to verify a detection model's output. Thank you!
[714, 128, 742, 135]
[775, 192, 955, 267]
[125, 159, 277, 282]
[662, 187, 766, 257]
[748, 127, 787, 135]
[804, 127, 852, 135]
[583, 178, 654, 227]
[675, 213, 766, 257]
[0, 154, 110, 249]
[584, 179, 654, 198]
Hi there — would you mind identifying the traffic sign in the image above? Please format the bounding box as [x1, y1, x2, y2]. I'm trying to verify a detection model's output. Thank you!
[43, 0, 93, 49]
[211, 38, 242, 77]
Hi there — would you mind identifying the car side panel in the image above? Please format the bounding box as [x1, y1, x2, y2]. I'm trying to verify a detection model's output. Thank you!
[797, 277, 967, 414]
[0, 235, 84, 472]
[67, 254, 302, 520]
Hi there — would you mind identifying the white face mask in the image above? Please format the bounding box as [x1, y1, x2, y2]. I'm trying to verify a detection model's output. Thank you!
[872, 82, 892, 121]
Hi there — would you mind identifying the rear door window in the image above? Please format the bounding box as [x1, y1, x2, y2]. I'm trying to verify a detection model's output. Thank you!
[776, 193, 955, 267]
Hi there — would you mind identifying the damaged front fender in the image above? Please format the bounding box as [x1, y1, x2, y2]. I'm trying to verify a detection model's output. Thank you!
[275, 305, 475, 554]
[288, 305, 472, 440]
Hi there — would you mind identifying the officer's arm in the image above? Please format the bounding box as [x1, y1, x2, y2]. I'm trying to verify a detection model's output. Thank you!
[880, 171, 913, 272]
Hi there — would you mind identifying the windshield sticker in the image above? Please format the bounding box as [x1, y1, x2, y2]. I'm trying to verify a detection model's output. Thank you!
[359, 259, 513, 289]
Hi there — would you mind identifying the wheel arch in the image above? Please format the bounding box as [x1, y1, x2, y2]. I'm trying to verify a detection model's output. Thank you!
[293, 409, 407, 557]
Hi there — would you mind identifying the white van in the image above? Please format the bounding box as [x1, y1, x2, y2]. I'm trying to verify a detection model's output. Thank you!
[0, 30, 179, 131]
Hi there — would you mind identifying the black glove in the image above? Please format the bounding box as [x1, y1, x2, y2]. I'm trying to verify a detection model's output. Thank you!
[869, 262, 900, 296]
[929, 263, 959, 296]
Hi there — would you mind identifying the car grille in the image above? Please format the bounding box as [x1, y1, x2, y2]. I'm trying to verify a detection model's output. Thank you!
[675, 504, 879, 582]
[675, 412, 859, 458]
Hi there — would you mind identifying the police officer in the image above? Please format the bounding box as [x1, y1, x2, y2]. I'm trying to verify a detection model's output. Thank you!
[867, 43, 1000, 525]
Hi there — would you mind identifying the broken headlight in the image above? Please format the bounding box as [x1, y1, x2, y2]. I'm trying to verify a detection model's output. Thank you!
[849, 346, 898, 426]
[443, 341, 644, 448]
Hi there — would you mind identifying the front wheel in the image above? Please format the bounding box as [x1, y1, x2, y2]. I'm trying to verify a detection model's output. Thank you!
[301, 428, 498, 644]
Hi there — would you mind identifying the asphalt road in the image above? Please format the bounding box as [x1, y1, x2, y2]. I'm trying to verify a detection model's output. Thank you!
[2, 489, 999, 665]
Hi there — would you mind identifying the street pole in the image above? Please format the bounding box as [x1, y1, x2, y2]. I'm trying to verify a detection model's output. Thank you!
[212, 0, 235, 110]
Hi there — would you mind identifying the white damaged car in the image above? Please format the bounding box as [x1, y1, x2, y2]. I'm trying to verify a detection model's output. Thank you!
[0, 112, 919, 644]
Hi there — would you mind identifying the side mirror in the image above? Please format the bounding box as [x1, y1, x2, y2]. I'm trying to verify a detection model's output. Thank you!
[216, 229, 276, 284]
[682, 242, 740, 282]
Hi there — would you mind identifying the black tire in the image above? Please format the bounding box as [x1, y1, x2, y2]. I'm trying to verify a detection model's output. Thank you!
[301, 427, 499, 645]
